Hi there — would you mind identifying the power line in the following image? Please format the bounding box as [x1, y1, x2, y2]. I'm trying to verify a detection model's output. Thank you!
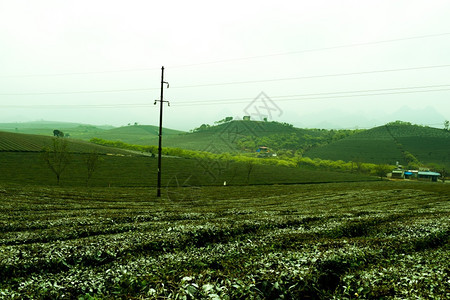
[0, 67, 162, 78]
[2, 84, 449, 109]
[3, 64, 450, 96]
[0, 104, 151, 109]
[0, 87, 159, 96]
[167, 32, 450, 69]
[171, 64, 450, 89]
[175, 87, 450, 107]
[1, 31, 450, 78]
[175, 84, 450, 105]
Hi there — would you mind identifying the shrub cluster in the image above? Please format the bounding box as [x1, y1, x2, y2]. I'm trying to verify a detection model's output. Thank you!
[90, 138, 395, 178]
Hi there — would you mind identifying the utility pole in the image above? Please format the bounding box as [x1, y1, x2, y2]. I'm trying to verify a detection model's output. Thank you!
[155, 66, 169, 197]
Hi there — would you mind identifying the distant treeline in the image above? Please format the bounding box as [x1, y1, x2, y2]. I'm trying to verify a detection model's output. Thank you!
[236, 130, 361, 154]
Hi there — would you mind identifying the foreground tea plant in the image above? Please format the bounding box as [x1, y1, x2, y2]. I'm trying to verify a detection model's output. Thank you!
[0, 182, 448, 299]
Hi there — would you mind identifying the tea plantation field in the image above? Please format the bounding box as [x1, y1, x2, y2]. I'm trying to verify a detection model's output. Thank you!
[304, 123, 450, 169]
[0, 182, 448, 299]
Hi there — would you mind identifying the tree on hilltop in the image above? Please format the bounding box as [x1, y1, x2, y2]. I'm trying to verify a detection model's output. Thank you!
[214, 117, 233, 125]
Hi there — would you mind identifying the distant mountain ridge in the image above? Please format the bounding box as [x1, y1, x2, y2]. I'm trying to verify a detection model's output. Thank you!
[0, 120, 114, 130]
[292, 106, 448, 129]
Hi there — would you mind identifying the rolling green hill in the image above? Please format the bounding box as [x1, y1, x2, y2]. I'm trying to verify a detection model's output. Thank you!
[0, 122, 185, 144]
[157, 120, 356, 153]
[91, 125, 184, 145]
[0, 120, 355, 154]
[304, 122, 450, 169]
[0, 121, 113, 137]
[99, 120, 310, 153]
[0, 120, 110, 130]
[3, 120, 447, 172]
[0, 131, 132, 155]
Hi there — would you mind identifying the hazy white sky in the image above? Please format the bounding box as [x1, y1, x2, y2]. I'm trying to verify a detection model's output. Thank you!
[1, 0, 450, 130]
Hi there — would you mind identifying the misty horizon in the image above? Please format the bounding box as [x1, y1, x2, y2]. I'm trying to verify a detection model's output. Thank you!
[2, 103, 448, 132]
[1, 1, 450, 131]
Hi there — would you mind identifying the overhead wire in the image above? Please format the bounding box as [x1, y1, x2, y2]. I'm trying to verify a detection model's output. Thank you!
[167, 32, 450, 69]
[2, 64, 450, 96]
[0, 67, 162, 79]
[2, 84, 450, 109]
[173, 84, 450, 105]
[1, 31, 449, 120]
[170, 64, 450, 89]
[175, 87, 450, 107]
[1, 31, 450, 78]
[0, 87, 159, 96]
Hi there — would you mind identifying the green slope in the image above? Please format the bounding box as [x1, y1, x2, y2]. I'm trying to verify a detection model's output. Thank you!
[304, 123, 450, 169]
[89, 121, 306, 152]
[0, 122, 185, 144]
[154, 121, 282, 152]
[89, 125, 184, 145]
[0, 120, 106, 130]
[0, 120, 354, 154]
[0, 131, 133, 155]
[0, 151, 376, 187]
[386, 123, 450, 168]
[0, 121, 113, 137]
[155, 120, 348, 153]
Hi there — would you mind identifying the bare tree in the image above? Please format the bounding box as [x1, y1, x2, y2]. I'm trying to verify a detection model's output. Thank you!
[41, 138, 71, 185]
[85, 151, 101, 186]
